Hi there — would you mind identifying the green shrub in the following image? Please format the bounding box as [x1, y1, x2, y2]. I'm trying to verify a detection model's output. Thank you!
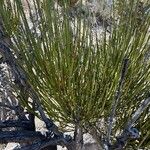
[0, 0, 149, 148]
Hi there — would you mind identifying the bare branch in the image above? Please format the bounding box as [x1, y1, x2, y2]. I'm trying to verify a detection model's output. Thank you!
[15, 136, 72, 150]
[0, 119, 32, 130]
[74, 124, 83, 150]
[110, 97, 150, 150]
[127, 97, 150, 129]
[107, 58, 129, 143]
[0, 131, 46, 144]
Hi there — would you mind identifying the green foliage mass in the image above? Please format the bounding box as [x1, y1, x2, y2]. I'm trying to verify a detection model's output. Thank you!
[0, 0, 150, 148]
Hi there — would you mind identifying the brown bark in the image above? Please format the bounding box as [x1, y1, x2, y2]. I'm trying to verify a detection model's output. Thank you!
[74, 124, 83, 150]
